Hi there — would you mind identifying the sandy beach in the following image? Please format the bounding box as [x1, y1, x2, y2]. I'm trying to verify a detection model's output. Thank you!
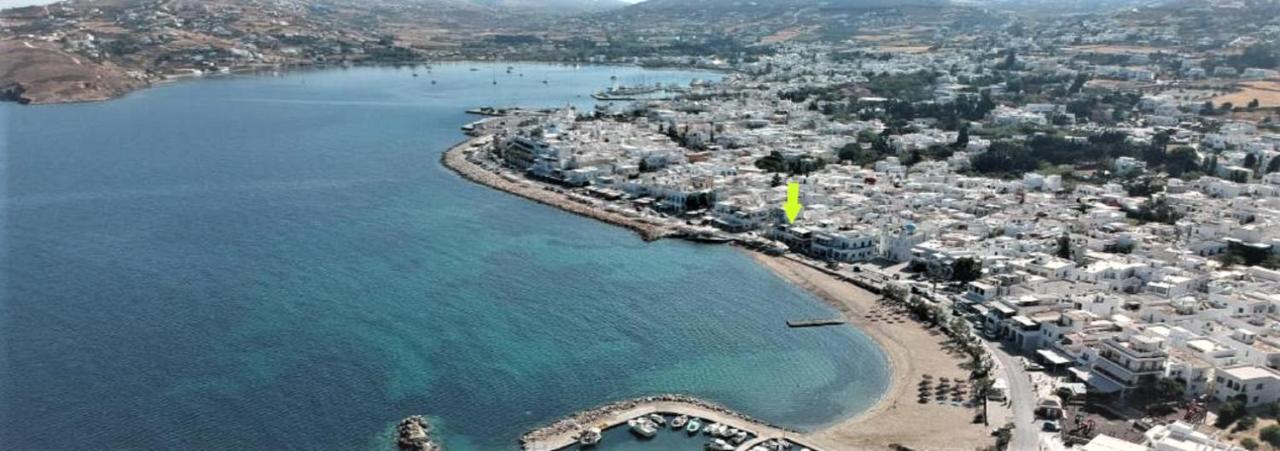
[753, 255, 991, 451]
[441, 140, 992, 450]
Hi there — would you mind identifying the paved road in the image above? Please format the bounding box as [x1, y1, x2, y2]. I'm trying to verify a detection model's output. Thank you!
[991, 345, 1039, 451]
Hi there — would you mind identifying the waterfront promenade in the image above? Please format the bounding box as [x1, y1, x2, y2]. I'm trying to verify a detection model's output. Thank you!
[441, 137, 675, 242]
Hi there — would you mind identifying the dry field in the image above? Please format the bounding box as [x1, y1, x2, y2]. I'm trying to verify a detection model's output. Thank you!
[1213, 80, 1280, 108]
[0, 39, 143, 104]
[1068, 44, 1170, 55]
[761, 27, 811, 44]
[871, 45, 932, 54]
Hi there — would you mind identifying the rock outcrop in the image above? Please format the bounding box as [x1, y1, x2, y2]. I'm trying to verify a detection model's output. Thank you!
[395, 415, 441, 451]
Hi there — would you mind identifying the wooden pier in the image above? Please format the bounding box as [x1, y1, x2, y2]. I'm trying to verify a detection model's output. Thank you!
[786, 318, 847, 328]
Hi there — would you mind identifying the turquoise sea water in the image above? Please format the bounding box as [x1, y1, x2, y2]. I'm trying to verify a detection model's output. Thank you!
[0, 63, 890, 450]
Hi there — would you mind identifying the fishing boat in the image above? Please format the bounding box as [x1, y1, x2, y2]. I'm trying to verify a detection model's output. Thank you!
[577, 428, 602, 447]
[671, 415, 689, 429]
[685, 418, 702, 435]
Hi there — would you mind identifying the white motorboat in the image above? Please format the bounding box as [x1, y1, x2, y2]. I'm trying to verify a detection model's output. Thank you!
[706, 439, 735, 451]
[628, 418, 658, 438]
[577, 428, 602, 447]
[647, 413, 666, 426]
[671, 415, 689, 429]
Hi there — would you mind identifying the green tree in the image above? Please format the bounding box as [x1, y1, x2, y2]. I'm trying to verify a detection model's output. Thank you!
[1267, 157, 1280, 174]
[955, 125, 970, 149]
[872, 131, 893, 155]
[1235, 416, 1258, 432]
[1151, 378, 1185, 403]
[1216, 394, 1250, 428]
[1245, 153, 1259, 171]
[1069, 73, 1089, 94]
[951, 257, 982, 283]
[1248, 98, 1261, 111]
[1204, 156, 1219, 175]
[1056, 234, 1073, 260]
[1260, 424, 1280, 446]
[1167, 146, 1200, 177]
[883, 284, 910, 305]
[1235, 43, 1279, 69]
[1000, 49, 1018, 70]
[1241, 437, 1259, 450]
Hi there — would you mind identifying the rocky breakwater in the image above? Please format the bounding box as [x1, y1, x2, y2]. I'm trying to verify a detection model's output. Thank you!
[395, 415, 441, 451]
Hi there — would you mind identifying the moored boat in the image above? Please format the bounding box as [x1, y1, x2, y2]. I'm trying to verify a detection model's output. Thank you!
[685, 418, 702, 435]
[671, 414, 689, 429]
[628, 418, 658, 438]
[706, 438, 734, 451]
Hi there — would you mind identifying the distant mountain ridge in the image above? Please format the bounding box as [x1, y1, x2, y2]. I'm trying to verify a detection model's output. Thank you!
[952, 0, 1167, 13]
[464, 0, 628, 13]
[626, 0, 950, 12]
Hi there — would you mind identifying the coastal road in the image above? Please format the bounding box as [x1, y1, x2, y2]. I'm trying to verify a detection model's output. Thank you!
[991, 345, 1039, 451]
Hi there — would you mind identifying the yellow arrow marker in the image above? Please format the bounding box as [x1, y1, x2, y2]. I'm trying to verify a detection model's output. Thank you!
[783, 182, 803, 224]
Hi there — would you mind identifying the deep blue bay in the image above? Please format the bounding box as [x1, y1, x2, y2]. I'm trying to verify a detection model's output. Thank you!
[0, 63, 890, 450]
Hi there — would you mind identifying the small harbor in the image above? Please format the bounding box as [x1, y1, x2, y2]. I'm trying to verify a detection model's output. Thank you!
[519, 395, 824, 451]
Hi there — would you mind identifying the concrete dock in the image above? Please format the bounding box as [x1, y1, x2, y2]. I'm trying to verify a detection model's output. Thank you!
[786, 318, 847, 328]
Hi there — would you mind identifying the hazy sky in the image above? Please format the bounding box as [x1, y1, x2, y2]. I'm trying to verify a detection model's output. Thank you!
[0, 0, 58, 8]
[0, 0, 650, 8]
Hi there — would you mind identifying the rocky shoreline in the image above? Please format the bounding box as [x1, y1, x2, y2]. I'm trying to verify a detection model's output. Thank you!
[440, 139, 676, 242]
[518, 394, 798, 450]
[395, 415, 441, 451]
